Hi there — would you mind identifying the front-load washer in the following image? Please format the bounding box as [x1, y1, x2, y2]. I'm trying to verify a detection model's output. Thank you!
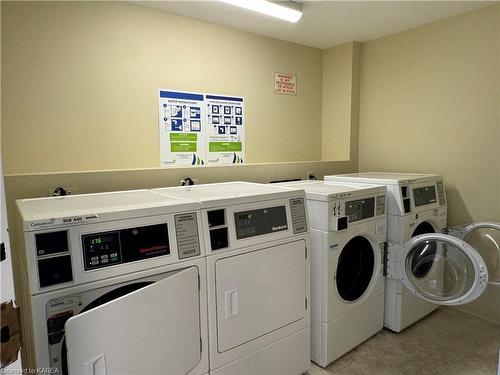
[16, 189, 209, 374]
[325, 172, 499, 332]
[276, 180, 387, 367]
[154, 182, 310, 375]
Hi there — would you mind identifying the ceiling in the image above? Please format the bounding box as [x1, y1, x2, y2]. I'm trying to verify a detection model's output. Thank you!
[132, 1, 493, 49]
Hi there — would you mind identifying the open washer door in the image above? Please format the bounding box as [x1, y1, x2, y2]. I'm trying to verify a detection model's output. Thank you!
[449, 222, 500, 285]
[394, 233, 488, 306]
[65, 267, 201, 375]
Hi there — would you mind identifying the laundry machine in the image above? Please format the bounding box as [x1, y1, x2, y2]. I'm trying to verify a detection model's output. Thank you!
[16, 189, 209, 374]
[276, 180, 387, 367]
[325, 172, 498, 332]
[154, 182, 310, 375]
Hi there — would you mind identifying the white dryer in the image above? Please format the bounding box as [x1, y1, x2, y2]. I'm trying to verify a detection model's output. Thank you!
[325, 172, 499, 332]
[154, 182, 311, 375]
[277, 180, 387, 367]
[16, 190, 209, 374]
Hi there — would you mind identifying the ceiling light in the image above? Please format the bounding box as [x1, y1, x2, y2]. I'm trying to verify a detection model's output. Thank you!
[219, 0, 303, 23]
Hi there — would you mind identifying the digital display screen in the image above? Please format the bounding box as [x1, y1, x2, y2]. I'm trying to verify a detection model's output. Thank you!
[413, 186, 437, 207]
[89, 235, 114, 246]
[234, 206, 287, 240]
[345, 197, 375, 223]
[82, 231, 121, 270]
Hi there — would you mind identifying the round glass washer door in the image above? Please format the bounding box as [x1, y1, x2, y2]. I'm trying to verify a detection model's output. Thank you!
[410, 221, 437, 278]
[395, 233, 488, 305]
[460, 223, 500, 283]
[336, 236, 375, 302]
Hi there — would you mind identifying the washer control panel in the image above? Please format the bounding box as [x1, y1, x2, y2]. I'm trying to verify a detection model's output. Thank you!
[82, 223, 170, 271]
[330, 194, 386, 231]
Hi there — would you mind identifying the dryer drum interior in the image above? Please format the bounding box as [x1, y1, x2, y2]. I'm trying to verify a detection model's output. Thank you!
[60, 282, 153, 375]
[336, 236, 375, 302]
[410, 222, 437, 278]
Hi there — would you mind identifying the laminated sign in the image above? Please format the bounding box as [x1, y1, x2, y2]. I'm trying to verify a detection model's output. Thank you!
[159, 90, 245, 167]
[159, 90, 206, 167]
[274, 72, 296, 95]
[205, 94, 245, 165]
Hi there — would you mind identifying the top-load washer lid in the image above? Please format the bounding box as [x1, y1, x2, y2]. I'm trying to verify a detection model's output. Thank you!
[153, 181, 302, 208]
[325, 172, 440, 185]
[275, 180, 386, 202]
[17, 189, 199, 231]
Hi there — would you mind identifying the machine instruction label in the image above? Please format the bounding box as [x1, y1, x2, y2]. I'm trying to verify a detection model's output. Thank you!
[290, 198, 307, 234]
[175, 213, 201, 259]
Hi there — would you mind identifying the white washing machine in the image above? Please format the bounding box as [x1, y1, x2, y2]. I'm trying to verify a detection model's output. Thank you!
[276, 180, 387, 367]
[16, 190, 209, 374]
[325, 172, 499, 332]
[154, 182, 311, 375]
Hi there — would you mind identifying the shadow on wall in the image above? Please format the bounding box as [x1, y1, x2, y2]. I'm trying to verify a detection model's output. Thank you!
[445, 184, 473, 226]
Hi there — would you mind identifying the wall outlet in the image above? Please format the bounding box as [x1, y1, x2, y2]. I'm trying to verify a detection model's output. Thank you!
[48, 187, 77, 196]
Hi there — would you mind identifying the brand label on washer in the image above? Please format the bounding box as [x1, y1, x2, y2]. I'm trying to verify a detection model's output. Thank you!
[175, 213, 201, 259]
[30, 214, 99, 229]
[290, 198, 307, 234]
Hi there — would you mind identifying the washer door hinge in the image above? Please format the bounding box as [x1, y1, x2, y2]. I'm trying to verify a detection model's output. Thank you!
[200, 337, 202, 353]
[198, 274, 201, 290]
[1, 300, 22, 367]
[382, 242, 389, 277]
[305, 247, 307, 259]
[305, 297, 308, 310]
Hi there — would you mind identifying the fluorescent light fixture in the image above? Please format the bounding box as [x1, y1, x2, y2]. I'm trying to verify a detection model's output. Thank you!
[219, 0, 303, 23]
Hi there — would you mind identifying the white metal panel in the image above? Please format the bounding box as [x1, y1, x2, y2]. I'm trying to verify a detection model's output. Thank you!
[210, 328, 310, 375]
[319, 294, 384, 367]
[65, 267, 201, 375]
[215, 241, 306, 352]
[276, 180, 386, 203]
[154, 181, 301, 209]
[17, 190, 199, 231]
[325, 221, 385, 322]
[325, 173, 446, 217]
[24, 210, 205, 296]
[325, 172, 439, 185]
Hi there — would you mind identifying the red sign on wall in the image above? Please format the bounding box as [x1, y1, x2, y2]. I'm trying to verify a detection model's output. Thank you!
[274, 72, 297, 95]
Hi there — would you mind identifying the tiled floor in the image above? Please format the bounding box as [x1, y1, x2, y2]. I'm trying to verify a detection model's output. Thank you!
[309, 308, 500, 375]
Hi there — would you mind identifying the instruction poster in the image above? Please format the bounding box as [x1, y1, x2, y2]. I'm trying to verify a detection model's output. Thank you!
[158, 90, 245, 167]
[206, 94, 245, 165]
[159, 90, 205, 167]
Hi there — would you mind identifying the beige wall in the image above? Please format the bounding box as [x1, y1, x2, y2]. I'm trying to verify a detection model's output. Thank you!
[359, 4, 499, 226]
[321, 42, 361, 163]
[1, 2, 360, 323]
[1, 1, 324, 174]
[358, 4, 500, 322]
